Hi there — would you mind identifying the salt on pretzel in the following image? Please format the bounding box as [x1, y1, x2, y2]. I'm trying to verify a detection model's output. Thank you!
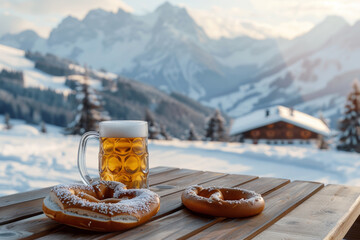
[42, 181, 160, 231]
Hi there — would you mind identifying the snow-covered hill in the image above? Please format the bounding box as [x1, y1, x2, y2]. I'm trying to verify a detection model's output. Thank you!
[0, 44, 71, 93]
[0, 44, 116, 94]
[206, 18, 360, 127]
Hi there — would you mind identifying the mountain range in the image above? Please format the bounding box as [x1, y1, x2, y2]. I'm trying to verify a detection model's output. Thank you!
[1, 2, 359, 128]
[0, 44, 214, 137]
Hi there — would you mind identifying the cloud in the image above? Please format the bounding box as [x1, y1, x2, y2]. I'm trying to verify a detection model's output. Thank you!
[1, 0, 133, 19]
[0, 13, 37, 36]
[186, 0, 360, 39]
[0, 0, 133, 37]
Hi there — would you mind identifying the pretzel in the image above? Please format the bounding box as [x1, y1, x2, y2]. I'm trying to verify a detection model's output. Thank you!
[181, 185, 264, 218]
[42, 181, 160, 231]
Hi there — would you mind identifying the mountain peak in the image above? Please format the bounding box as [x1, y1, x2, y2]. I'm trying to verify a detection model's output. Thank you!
[156, 2, 177, 11]
[321, 15, 348, 27]
[85, 8, 113, 19]
[155, 1, 186, 16]
[61, 16, 81, 26]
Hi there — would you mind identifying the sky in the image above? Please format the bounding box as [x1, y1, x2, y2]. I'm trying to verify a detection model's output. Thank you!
[0, 0, 360, 39]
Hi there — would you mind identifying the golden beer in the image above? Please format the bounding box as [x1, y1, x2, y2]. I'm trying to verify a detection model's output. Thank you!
[99, 137, 148, 189]
[77, 120, 149, 189]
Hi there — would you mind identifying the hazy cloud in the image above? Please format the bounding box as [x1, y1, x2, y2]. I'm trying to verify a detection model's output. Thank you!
[0, 0, 359, 39]
[187, 0, 360, 39]
[0, 0, 133, 37]
[1, 0, 133, 18]
[0, 13, 37, 36]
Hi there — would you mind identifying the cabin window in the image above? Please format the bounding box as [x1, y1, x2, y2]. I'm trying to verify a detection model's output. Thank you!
[251, 130, 260, 138]
[267, 124, 275, 129]
[266, 130, 276, 138]
[287, 124, 294, 129]
[285, 130, 293, 138]
[300, 130, 311, 139]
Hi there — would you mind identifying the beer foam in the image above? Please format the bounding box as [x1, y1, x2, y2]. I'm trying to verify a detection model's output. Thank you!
[99, 121, 148, 138]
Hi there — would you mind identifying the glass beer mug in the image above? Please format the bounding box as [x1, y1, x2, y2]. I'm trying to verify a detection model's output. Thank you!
[77, 120, 149, 189]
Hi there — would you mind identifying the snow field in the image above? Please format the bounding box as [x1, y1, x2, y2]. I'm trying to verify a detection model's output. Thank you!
[0, 117, 359, 197]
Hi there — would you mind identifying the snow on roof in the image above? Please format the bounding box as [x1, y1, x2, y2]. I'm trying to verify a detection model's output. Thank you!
[230, 106, 330, 137]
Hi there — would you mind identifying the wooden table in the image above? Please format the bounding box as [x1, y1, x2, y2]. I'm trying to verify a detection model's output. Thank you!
[1, 166, 360, 239]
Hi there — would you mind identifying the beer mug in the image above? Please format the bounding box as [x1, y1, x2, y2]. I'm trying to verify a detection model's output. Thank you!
[77, 120, 149, 189]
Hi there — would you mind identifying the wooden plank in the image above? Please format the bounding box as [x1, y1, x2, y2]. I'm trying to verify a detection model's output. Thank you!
[104, 177, 289, 240]
[345, 216, 360, 240]
[33, 173, 252, 240]
[253, 184, 360, 240]
[148, 168, 197, 186]
[0, 166, 176, 208]
[148, 166, 177, 175]
[0, 167, 191, 225]
[0, 170, 229, 239]
[187, 181, 323, 240]
[154, 174, 259, 218]
[0, 215, 59, 240]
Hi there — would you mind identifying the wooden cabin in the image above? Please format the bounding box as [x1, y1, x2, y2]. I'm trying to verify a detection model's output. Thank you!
[230, 106, 330, 144]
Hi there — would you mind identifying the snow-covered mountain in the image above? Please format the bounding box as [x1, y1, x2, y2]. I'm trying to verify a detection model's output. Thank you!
[207, 18, 360, 128]
[0, 3, 305, 99]
[0, 2, 356, 128]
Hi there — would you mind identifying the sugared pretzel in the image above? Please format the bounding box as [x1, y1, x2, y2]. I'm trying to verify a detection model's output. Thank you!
[181, 185, 264, 218]
[42, 181, 160, 231]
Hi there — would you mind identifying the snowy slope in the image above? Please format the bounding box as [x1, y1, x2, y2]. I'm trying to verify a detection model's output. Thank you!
[1, 118, 359, 196]
[0, 44, 71, 93]
[206, 19, 360, 128]
[0, 44, 119, 94]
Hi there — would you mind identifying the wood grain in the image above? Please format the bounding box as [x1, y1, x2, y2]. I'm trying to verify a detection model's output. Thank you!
[345, 216, 360, 240]
[104, 177, 289, 240]
[0, 169, 229, 239]
[253, 184, 360, 240]
[2, 168, 360, 240]
[0, 166, 179, 225]
[188, 181, 323, 240]
[0, 166, 175, 208]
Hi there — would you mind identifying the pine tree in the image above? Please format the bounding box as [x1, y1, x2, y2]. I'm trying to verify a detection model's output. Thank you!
[337, 80, 360, 153]
[205, 110, 228, 141]
[4, 113, 12, 130]
[40, 121, 47, 134]
[160, 125, 171, 140]
[65, 68, 110, 135]
[187, 123, 200, 141]
[145, 109, 161, 139]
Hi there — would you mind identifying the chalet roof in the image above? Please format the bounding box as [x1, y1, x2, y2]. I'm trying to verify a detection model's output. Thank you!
[230, 106, 331, 137]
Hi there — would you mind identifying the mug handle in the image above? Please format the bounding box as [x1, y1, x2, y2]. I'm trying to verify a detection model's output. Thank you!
[77, 131, 99, 185]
